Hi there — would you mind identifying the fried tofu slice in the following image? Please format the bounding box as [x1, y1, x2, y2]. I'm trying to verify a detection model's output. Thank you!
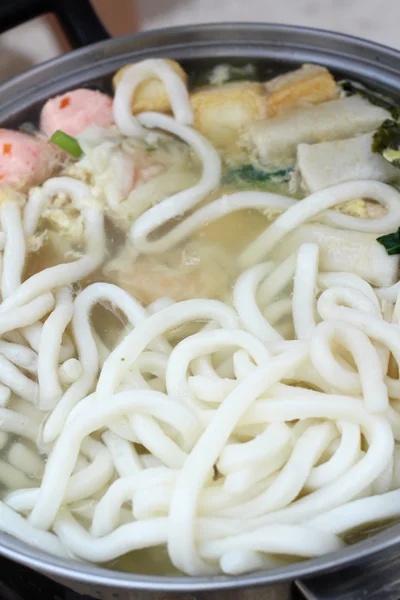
[272, 223, 399, 287]
[250, 96, 390, 164]
[297, 133, 399, 192]
[113, 59, 188, 114]
[265, 64, 338, 117]
[189, 81, 267, 149]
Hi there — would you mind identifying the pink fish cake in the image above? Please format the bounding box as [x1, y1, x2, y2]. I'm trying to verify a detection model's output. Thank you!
[0, 129, 61, 191]
[40, 89, 114, 137]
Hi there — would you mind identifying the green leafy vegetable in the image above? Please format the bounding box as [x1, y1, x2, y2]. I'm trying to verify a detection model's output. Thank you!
[377, 227, 400, 255]
[372, 119, 400, 168]
[342, 79, 400, 170]
[224, 164, 293, 185]
[50, 130, 83, 158]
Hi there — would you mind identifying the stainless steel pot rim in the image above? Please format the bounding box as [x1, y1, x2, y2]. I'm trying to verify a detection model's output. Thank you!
[4, 20, 400, 76]
[1, 21, 400, 591]
[3, 21, 400, 124]
[2, 520, 400, 591]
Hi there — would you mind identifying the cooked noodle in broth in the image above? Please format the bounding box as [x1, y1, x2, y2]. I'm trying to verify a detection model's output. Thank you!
[2, 59, 400, 576]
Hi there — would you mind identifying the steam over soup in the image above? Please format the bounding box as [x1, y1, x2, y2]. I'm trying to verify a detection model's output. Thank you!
[2, 59, 400, 577]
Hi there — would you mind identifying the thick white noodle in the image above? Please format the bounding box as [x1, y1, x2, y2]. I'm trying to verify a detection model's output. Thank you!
[318, 272, 380, 309]
[101, 430, 143, 476]
[20, 322, 75, 362]
[168, 345, 308, 575]
[292, 243, 319, 340]
[305, 422, 361, 490]
[233, 263, 282, 343]
[317, 288, 400, 367]
[37, 287, 74, 410]
[241, 394, 393, 525]
[113, 58, 193, 136]
[24, 186, 47, 236]
[42, 282, 168, 443]
[306, 489, 400, 535]
[0, 459, 35, 489]
[0, 431, 8, 450]
[199, 524, 343, 562]
[219, 550, 286, 575]
[217, 423, 292, 475]
[220, 422, 337, 519]
[29, 390, 202, 529]
[129, 112, 221, 253]
[0, 501, 68, 557]
[0, 384, 11, 407]
[257, 254, 297, 306]
[8, 442, 44, 478]
[2, 71, 400, 578]
[222, 448, 291, 496]
[6, 437, 114, 511]
[1, 178, 105, 312]
[0, 293, 54, 335]
[310, 320, 388, 413]
[319, 182, 400, 233]
[0, 408, 38, 442]
[1, 201, 25, 300]
[240, 180, 400, 267]
[0, 354, 38, 403]
[263, 299, 293, 327]
[59, 358, 83, 385]
[166, 329, 271, 418]
[91, 476, 136, 536]
[377, 281, 400, 303]
[0, 341, 37, 373]
[131, 189, 294, 254]
[96, 300, 239, 405]
[54, 509, 169, 562]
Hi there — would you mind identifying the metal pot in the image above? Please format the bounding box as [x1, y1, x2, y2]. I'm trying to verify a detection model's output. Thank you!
[1, 3, 400, 599]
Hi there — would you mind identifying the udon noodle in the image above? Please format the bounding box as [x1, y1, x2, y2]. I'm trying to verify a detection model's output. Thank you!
[1, 58, 400, 576]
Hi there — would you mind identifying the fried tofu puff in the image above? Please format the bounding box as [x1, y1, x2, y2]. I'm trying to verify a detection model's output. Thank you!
[265, 64, 339, 117]
[112, 61, 337, 152]
[189, 81, 267, 150]
[114, 60, 266, 150]
[113, 59, 188, 114]
[190, 66, 337, 148]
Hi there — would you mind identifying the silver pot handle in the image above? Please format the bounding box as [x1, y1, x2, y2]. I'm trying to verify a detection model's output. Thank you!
[295, 546, 400, 600]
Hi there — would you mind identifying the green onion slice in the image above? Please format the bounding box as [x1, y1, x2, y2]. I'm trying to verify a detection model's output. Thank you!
[50, 130, 82, 158]
[377, 226, 400, 255]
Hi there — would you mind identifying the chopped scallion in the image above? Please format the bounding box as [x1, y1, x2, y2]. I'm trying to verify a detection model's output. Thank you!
[377, 227, 400, 255]
[50, 130, 82, 158]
